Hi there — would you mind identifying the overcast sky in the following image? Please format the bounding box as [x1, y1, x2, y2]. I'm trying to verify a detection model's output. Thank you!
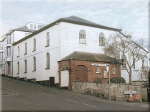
[0, 0, 149, 47]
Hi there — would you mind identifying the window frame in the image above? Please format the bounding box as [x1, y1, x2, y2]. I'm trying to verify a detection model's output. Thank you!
[33, 38, 36, 52]
[46, 52, 50, 69]
[33, 57, 36, 71]
[99, 33, 105, 46]
[7, 35, 11, 44]
[103, 70, 108, 78]
[112, 67, 116, 75]
[17, 62, 19, 74]
[24, 59, 27, 73]
[95, 66, 100, 74]
[142, 58, 144, 69]
[17, 46, 20, 57]
[24, 43, 27, 55]
[7, 47, 11, 57]
[79, 30, 86, 44]
[45, 32, 50, 47]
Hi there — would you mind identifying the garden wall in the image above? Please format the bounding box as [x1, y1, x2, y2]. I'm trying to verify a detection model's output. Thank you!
[72, 81, 148, 102]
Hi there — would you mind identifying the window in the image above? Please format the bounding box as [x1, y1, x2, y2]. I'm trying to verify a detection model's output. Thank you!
[96, 66, 100, 73]
[25, 43, 27, 54]
[24, 59, 27, 73]
[133, 59, 135, 69]
[30, 24, 33, 30]
[46, 52, 50, 69]
[33, 38, 36, 51]
[25, 33, 30, 36]
[121, 55, 126, 69]
[7, 35, 11, 44]
[103, 70, 108, 78]
[112, 67, 116, 74]
[33, 57, 36, 71]
[99, 33, 105, 46]
[46, 32, 50, 46]
[17, 46, 20, 57]
[7, 47, 11, 57]
[34, 24, 36, 29]
[142, 59, 144, 69]
[79, 30, 86, 44]
[17, 62, 19, 74]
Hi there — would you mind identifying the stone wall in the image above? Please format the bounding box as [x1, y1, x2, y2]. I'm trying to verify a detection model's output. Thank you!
[132, 81, 148, 86]
[72, 81, 148, 102]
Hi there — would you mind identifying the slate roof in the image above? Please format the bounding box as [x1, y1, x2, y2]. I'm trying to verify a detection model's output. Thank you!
[1, 26, 35, 42]
[60, 51, 116, 63]
[61, 16, 122, 31]
[62, 16, 99, 25]
[13, 16, 122, 45]
[7, 26, 35, 35]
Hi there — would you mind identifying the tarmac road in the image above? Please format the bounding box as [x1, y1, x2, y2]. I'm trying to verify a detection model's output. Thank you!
[1, 76, 150, 111]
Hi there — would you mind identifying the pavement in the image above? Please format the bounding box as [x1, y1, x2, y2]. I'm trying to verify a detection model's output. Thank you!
[1, 76, 150, 111]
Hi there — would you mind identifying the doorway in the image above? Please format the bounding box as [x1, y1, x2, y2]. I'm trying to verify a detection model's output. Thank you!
[49, 77, 55, 86]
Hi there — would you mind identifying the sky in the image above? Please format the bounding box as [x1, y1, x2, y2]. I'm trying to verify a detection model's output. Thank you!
[0, 0, 149, 48]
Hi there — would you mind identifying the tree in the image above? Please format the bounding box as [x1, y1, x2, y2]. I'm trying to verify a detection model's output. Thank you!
[104, 31, 148, 84]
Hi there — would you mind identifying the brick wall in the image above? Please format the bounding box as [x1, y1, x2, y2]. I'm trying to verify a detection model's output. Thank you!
[59, 60, 121, 90]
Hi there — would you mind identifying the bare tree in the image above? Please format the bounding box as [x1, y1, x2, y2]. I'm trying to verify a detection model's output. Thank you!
[104, 31, 148, 84]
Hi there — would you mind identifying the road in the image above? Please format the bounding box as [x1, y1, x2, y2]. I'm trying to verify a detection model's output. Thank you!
[1, 77, 150, 111]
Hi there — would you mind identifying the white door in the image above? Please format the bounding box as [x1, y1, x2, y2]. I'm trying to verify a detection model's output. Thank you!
[61, 70, 69, 87]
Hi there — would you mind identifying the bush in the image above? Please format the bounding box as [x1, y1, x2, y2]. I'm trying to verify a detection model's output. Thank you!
[110, 76, 126, 83]
[94, 78, 102, 84]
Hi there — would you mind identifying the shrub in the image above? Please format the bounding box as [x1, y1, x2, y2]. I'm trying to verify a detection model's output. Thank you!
[94, 78, 102, 84]
[110, 76, 126, 83]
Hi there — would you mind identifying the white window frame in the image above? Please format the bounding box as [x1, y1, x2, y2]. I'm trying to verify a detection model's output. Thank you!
[96, 66, 100, 73]
[30, 24, 33, 30]
[7, 35, 11, 44]
[46, 32, 50, 46]
[33, 57, 36, 71]
[112, 67, 116, 74]
[99, 33, 105, 46]
[142, 59, 144, 69]
[79, 30, 86, 44]
[17, 62, 19, 74]
[46, 53, 50, 69]
[7, 47, 11, 57]
[17, 46, 20, 57]
[25, 43, 27, 55]
[33, 38, 36, 51]
[24, 59, 27, 73]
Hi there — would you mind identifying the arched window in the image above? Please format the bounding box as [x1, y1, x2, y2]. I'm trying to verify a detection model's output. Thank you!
[46, 52, 50, 69]
[99, 33, 105, 46]
[25, 43, 27, 54]
[33, 38, 36, 51]
[24, 59, 27, 73]
[46, 32, 50, 46]
[33, 57, 36, 71]
[18, 46, 20, 56]
[17, 62, 19, 74]
[79, 30, 86, 44]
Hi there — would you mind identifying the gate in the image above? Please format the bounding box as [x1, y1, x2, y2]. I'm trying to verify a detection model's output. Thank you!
[61, 66, 69, 87]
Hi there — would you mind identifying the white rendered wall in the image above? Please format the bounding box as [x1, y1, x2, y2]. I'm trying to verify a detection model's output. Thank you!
[13, 31, 31, 43]
[13, 24, 60, 83]
[121, 52, 149, 83]
[59, 22, 117, 60]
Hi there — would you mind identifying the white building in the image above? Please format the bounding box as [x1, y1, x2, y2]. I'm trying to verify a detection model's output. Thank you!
[12, 16, 149, 85]
[0, 23, 46, 77]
